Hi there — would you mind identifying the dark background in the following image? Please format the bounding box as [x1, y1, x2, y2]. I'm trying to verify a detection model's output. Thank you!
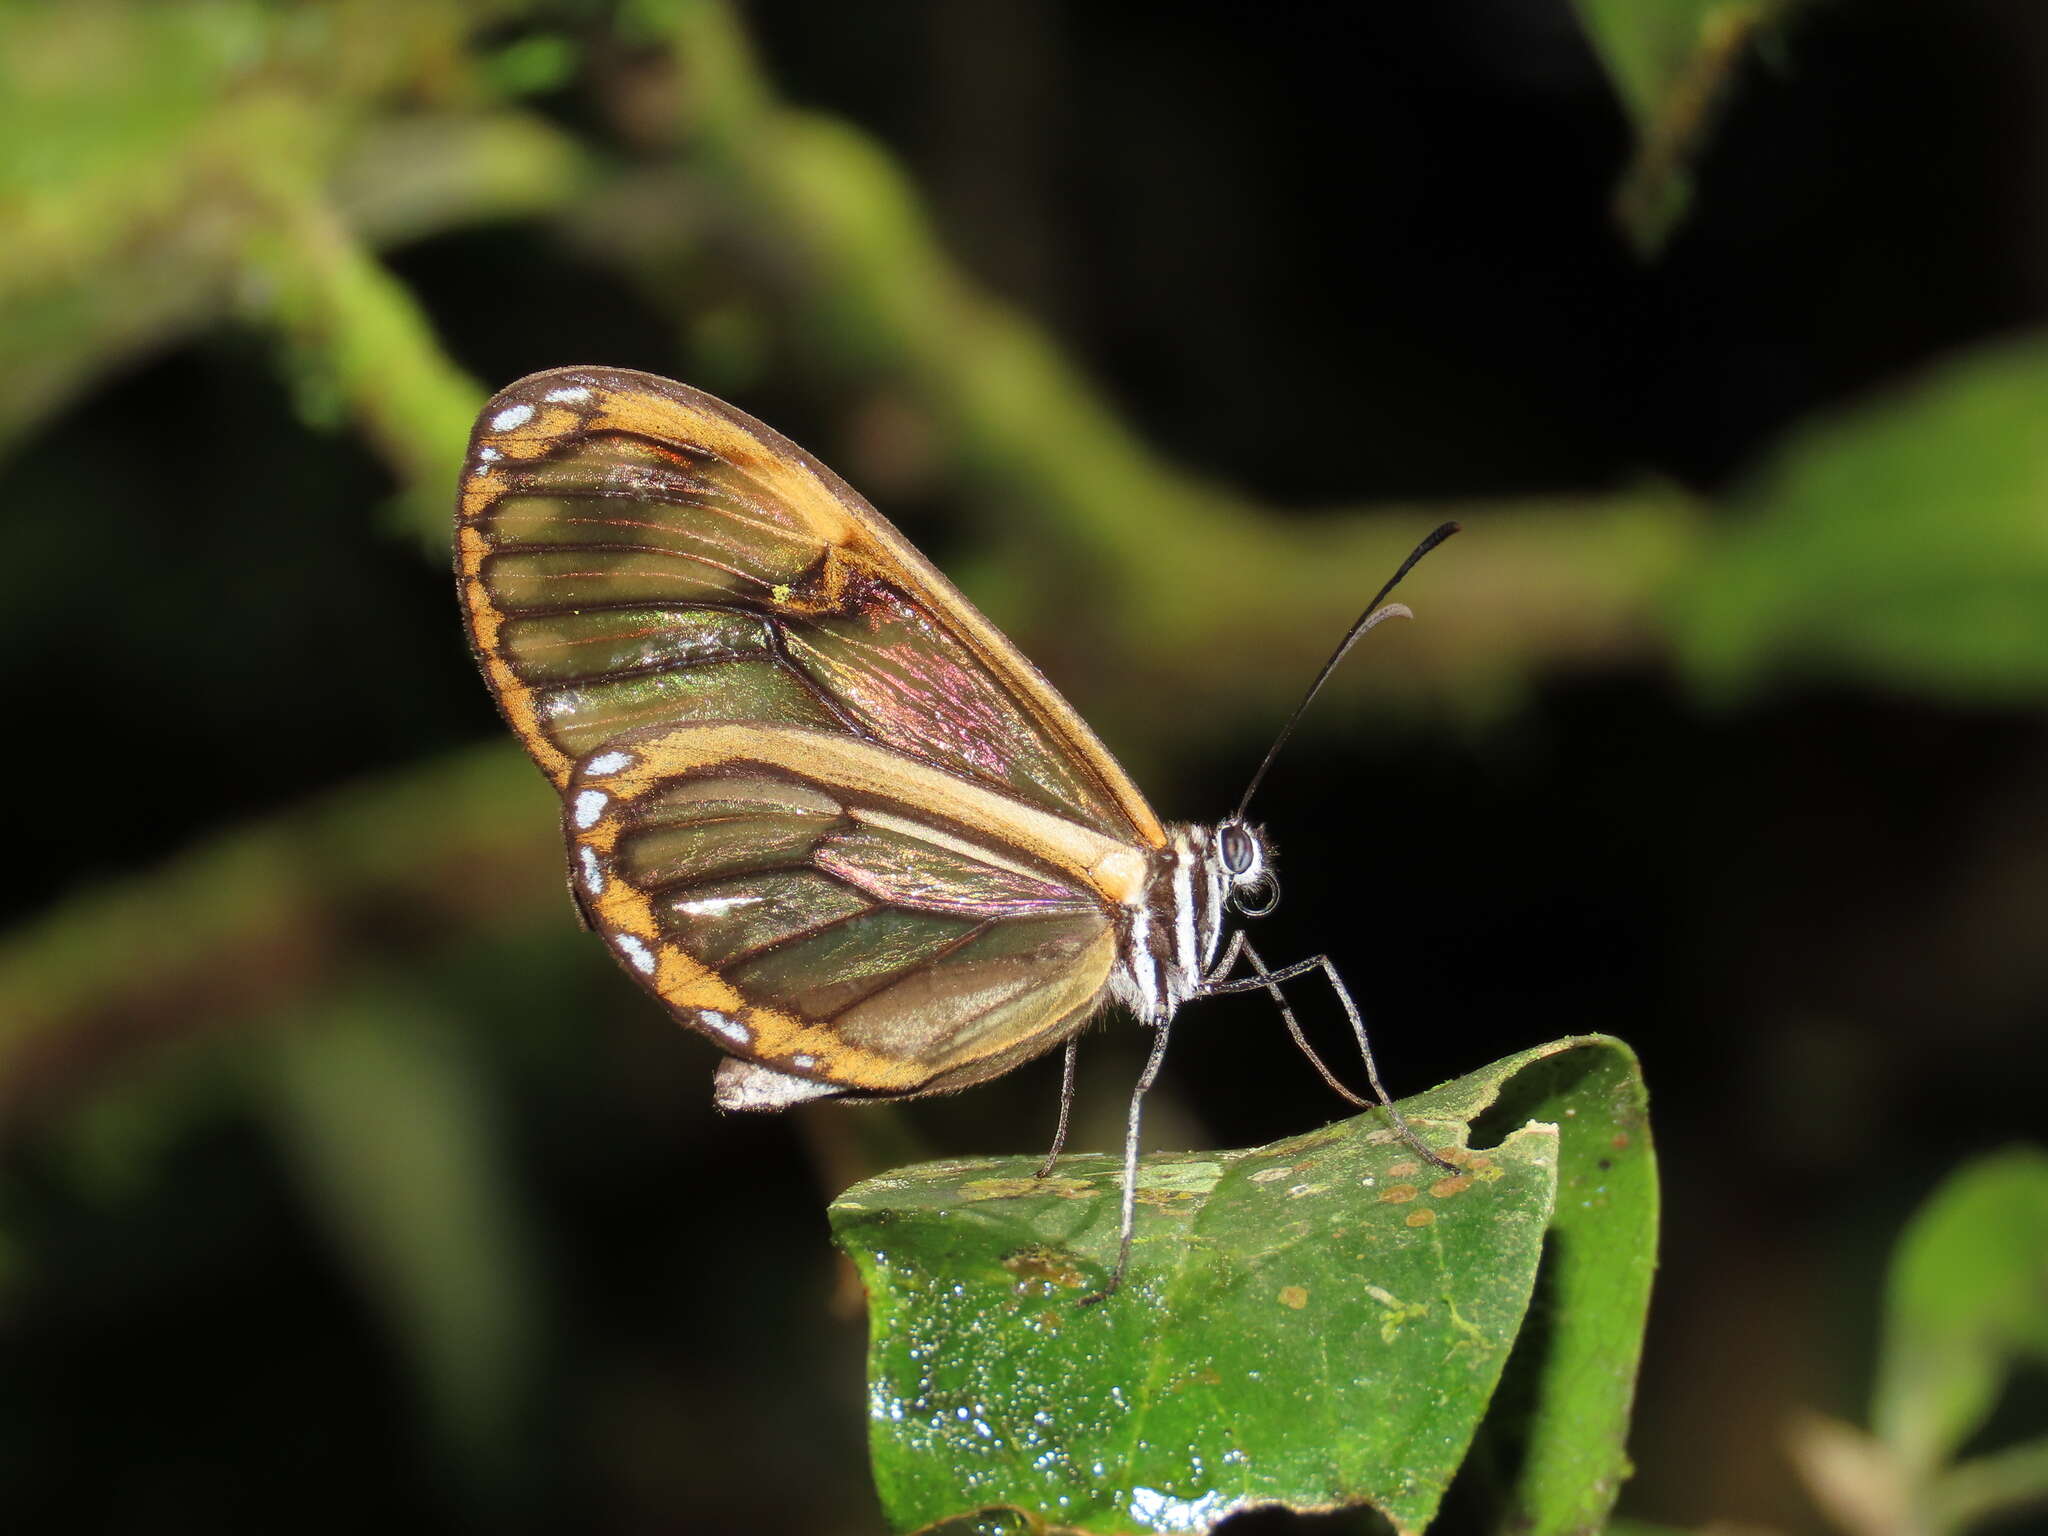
[2, 1, 2044, 1532]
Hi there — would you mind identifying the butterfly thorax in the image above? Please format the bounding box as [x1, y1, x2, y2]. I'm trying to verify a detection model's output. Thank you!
[1108, 820, 1273, 1027]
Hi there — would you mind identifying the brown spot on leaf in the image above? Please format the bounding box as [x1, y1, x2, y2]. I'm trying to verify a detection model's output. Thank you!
[1430, 1175, 1472, 1198]
[1379, 1184, 1419, 1204]
[964, 1177, 1097, 1201]
[1278, 1286, 1309, 1310]
[1003, 1246, 1085, 1295]
[1405, 1208, 1436, 1228]
[1386, 1159, 1420, 1178]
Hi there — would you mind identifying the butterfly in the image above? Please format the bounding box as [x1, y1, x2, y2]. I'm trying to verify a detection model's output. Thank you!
[456, 367, 1455, 1295]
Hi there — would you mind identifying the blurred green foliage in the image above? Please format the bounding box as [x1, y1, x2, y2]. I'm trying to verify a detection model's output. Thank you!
[1676, 334, 2048, 701]
[1789, 1149, 2048, 1536]
[1570, 0, 1797, 248]
[1, 1, 2044, 1532]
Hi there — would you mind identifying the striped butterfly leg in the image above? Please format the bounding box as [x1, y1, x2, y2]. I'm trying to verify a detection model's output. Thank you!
[1201, 930, 1371, 1109]
[1201, 937, 1454, 1173]
[1079, 1016, 1175, 1307]
[1034, 1035, 1081, 1179]
[1080, 933, 1446, 1303]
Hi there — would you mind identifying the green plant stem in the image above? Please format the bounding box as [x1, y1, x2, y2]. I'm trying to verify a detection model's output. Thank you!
[235, 128, 490, 551]
[0, 0, 585, 453]
[0, 745, 560, 1143]
[618, 0, 1707, 737]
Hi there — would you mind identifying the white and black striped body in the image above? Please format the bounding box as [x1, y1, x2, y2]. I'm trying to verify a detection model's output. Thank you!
[1108, 820, 1272, 1027]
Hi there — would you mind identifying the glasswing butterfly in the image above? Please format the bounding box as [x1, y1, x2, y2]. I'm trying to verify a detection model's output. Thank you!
[456, 367, 1455, 1297]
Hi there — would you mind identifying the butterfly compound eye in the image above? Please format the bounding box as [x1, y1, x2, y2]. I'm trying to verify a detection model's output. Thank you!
[1218, 822, 1258, 876]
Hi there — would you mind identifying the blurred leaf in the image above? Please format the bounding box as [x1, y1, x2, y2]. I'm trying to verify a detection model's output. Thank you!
[1786, 1410, 1909, 1536]
[1569, 1, 1794, 251]
[0, 0, 265, 214]
[258, 982, 543, 1484]
[0, 1, 583, 471]
[1787, 1151, 2048, 1536]
[1875, 1147, 2048, 1476]
[1928, 1436, 2048, 1536]
[1671, 332, 2048, 703]
[830, 1036, 1655, 1535]
[478, 32, 579, 98]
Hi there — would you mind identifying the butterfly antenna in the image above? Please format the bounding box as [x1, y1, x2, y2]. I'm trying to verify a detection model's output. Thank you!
[1233, 521, 1461, 820]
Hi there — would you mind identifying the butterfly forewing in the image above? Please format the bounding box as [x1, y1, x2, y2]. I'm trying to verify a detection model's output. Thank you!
[456, 369, 1162, 844]
[456, 370, 1169, 1097]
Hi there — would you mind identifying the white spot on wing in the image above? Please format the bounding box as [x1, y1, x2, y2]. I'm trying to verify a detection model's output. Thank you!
[615, 934, 656, 974]
[674, 894, 762, 917]
[543, 385, 592, 403]
[791, 1053, 816, 1070]
[477, 445, 502, 461]
[578, 845, 606, 895]
[698, 1010, 751, 1046]
[490, 402, 534, 431]
[583, 750, 634, 777]
[572, 789, 608, 829]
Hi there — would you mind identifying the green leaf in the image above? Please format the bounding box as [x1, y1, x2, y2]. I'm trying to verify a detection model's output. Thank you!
[1472, 1036, 1659, 1531]
[830, 1036, 1656, 1535]
[1671, 331, 2048, 704]
[1875, 1147, 2048, 1477]
[1568, 1, 1796, 251]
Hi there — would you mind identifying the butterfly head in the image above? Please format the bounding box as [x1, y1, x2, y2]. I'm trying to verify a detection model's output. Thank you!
[1215, 818, 1279, 918]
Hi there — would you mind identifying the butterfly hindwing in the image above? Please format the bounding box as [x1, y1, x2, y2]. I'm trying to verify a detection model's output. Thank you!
[563, 723, 1138, 1097]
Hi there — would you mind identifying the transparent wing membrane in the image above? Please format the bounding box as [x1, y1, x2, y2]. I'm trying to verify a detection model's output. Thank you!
[563, 725, 1120, 1097]
[457, 369, 1163, 845]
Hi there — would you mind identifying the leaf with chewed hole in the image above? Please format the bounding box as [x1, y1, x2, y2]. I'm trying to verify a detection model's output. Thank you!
[829, 1035, 1656, 1534]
